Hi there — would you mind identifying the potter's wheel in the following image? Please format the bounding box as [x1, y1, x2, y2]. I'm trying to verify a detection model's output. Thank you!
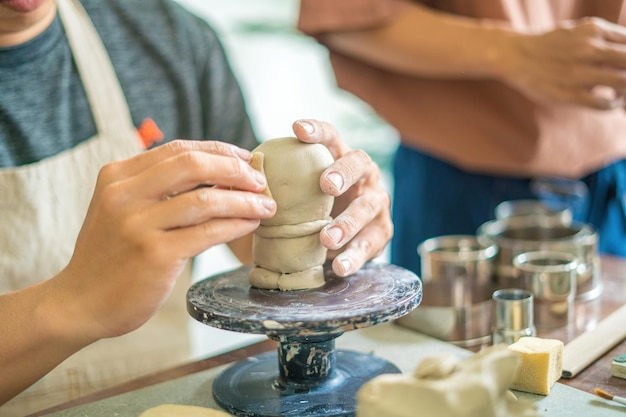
[187, 262, 422, 417]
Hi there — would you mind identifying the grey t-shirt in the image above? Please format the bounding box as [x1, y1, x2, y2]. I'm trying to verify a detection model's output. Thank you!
[0, 0, 258, 168]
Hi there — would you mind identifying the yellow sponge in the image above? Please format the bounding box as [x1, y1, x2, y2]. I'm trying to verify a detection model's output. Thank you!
[507, 337, 564, 395]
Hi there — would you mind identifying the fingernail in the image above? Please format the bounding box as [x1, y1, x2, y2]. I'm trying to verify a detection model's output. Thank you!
[325, 226, 343, 245]
[259, 196, 276, 211]
[339, 258, 352, 275]
[326, 172, 344, 192]
[298, 120, 315, 135]
[253, 170, 267, 186]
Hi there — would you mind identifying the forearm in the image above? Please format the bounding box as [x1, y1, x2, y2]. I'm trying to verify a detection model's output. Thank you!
[0, 277, 94, 405]
[319, 2, 517, 80]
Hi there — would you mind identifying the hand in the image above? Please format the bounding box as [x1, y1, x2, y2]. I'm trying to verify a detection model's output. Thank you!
[500, 17, 626, 109]
[55, 140, 276, 341]
[292, 119, 393, 277]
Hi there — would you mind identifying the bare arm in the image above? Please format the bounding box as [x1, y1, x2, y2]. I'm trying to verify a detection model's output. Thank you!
[319, 2, 509, 80]
[0, 279, 95, 404]
[319, 2, 626, 109]
[0, 140, 275, 405]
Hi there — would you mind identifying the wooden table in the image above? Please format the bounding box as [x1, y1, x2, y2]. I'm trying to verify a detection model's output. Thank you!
[29, 256, 626, 416]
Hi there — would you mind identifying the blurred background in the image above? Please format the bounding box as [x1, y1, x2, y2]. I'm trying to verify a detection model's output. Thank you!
[173, 0, 401, 358]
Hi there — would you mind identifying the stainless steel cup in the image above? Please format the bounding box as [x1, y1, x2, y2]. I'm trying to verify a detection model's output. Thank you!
[476, 217, 600, 301]
[495, 199, 572, 226]
[492, 288, 536, 345]
[513, 251, 578, 329]
[396, 235, 497, 348]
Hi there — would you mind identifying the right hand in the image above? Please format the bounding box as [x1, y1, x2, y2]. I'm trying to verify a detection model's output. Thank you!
[53, 140, 276, 342]
[293, 120, 393, 277]
[499, 17, 626, 109]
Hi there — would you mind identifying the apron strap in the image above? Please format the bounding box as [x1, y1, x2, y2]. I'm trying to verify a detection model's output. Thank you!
[56, 0, 137, 137]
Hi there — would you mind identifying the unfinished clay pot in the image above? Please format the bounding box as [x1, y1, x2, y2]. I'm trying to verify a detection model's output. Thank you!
[248, 137, 334, 290]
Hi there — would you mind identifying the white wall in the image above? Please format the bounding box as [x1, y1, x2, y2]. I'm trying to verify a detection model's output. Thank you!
[175, 0, 399, 359]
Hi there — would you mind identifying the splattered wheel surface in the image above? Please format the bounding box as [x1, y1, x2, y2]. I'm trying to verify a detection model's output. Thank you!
[187, 262, 422, 337]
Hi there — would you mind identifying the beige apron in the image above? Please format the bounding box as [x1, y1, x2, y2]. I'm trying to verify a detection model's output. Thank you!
[0, 0, 191, 415]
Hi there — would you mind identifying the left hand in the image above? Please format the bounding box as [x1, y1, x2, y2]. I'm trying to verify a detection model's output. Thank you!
[498, 17, 626, 110]
[292, 119, 393, 277]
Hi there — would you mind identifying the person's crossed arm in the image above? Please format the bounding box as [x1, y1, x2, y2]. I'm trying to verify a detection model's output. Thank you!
[309, 1, 626, 110]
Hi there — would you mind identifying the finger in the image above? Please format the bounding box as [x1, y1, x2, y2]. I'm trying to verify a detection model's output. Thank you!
[588, 17, 626, 45]
[575, 18, 626, 68]
[328, 218, 393, 277]
[538, 78, 623, 110]
[103, 140, 253, 182]
[152, 187, 276, 230]
[320, 149, 378, 196]
[595, 43, 626, 68]
[292, 119, 350, 159]
[121, 151, 267, 200]
[564, 86, 625, 110]
[320, 191, 390, 250]
[571, 65, 626, 91]
[164, 218, 262, 258]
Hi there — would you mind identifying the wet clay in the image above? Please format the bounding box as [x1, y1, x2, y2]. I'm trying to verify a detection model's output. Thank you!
[249, 137, 334, 290]
[357, 345, 539, 417]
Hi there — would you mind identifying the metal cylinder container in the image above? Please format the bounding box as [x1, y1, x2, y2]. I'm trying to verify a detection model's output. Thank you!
[513, 251, 578, 329]
[494, 199, 572, 226]
[396, 235, 497, 348]
[492, 288, 536, 345]
[476, 216, 601, 301]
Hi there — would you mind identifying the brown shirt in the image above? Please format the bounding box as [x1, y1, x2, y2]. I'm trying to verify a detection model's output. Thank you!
[298, 0, 626, 177]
